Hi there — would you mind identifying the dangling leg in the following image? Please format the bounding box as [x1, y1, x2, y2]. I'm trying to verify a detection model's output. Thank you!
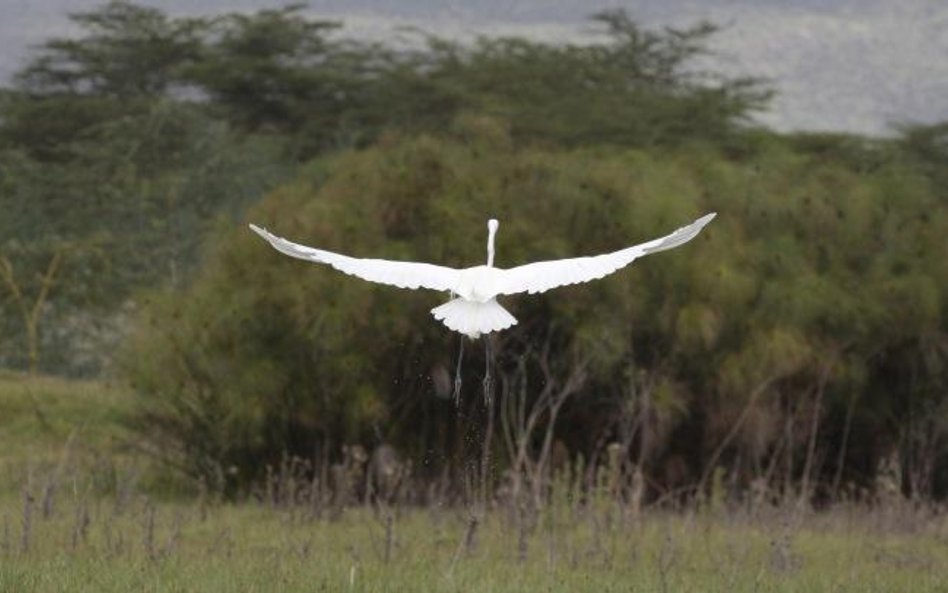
[453, 335, 465, 408]
[482, 336, 493, 408]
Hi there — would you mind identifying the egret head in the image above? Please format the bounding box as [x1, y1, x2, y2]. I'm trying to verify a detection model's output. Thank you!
[487, 219, 499, 267]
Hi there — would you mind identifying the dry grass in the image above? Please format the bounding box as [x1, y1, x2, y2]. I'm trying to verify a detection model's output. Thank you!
[1, 489, 947, 592]
[2, 374, 947, 592]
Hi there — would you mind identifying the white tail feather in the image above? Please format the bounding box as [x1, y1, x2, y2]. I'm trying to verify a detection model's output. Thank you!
[431, 298, 518, 338]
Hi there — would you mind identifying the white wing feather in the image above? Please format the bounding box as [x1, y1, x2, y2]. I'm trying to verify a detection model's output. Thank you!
[496, 213, 716, 296]
[249, 224, 460, 292]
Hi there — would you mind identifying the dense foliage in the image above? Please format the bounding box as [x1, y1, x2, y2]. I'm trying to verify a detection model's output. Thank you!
[0, 102, 288, 373]
[0, 2, 764, 375]
[123, 125, 948, 498]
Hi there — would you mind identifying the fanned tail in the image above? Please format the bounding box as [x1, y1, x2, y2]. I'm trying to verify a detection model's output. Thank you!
[431, 298, 517, 338]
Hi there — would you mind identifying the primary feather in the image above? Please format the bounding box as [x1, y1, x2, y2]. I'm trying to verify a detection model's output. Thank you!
[249, 212, 716, 338]
[496, 212, 716, 295]
[249, 224, 459, 292]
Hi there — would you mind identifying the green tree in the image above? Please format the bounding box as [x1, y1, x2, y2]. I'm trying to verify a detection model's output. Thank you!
[179, 5, 371, 155]
[0, 103, 288, 374]
[1, 2, 205, 160]
[14, 1, 204, 97]
[122, 121, 948, 497]
[898, 121, 948, 194]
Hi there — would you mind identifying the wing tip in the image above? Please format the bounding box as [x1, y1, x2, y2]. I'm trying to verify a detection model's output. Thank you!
[697, 212, 717, 226]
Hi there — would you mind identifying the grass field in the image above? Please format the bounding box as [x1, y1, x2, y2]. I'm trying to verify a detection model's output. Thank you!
[0, 371, 133, 464]
[2, 374, 947, 592]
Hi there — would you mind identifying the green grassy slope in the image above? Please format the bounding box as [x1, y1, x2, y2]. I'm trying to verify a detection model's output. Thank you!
[0, 373, 136, 496]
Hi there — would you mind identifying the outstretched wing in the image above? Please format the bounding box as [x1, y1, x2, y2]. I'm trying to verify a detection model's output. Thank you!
[496, 213, 716, 296]
[249, 224, 461, 292]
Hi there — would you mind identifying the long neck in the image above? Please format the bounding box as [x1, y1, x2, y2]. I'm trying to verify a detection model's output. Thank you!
[486, 219, 498, 267]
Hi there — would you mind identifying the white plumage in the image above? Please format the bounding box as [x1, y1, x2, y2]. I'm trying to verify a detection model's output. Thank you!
[249, 213, 716, 338]
[431, 298, 518, 337]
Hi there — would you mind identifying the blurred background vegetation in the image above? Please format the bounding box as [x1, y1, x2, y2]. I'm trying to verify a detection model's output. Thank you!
[1, 1, 946, 502]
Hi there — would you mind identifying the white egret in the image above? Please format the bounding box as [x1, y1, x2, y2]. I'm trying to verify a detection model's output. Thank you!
[249, 212, 716, 405]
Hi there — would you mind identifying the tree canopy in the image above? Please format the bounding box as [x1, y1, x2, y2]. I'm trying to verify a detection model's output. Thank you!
[0, 2, 768, 375]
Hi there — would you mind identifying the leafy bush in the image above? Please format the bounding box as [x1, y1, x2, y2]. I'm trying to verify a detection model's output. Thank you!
[123, 120, 948, 496]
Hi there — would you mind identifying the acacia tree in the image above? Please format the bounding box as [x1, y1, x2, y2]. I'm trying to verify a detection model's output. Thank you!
[6, 2, 768, 158]
[1, 2, 205, 162]
[15, 1, 203, 97]
[360, 9, 770, 151]
[0, 103, 287, 374]
[0, 245, 68, 375]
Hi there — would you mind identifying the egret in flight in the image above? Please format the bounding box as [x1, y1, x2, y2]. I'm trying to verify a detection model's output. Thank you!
[250, 212, 716, 404]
